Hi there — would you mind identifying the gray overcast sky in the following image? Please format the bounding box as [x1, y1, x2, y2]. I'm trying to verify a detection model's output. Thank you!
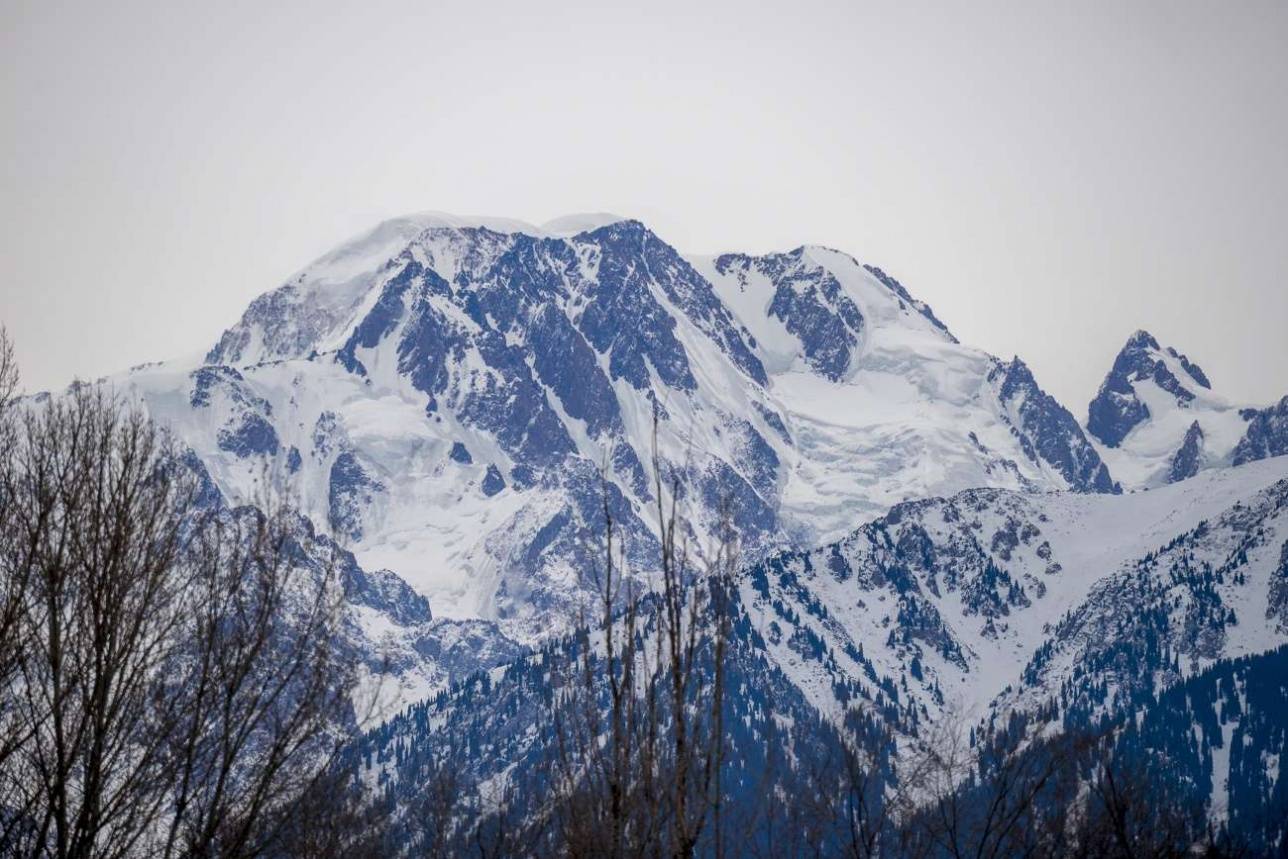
[2, 0, 1285, 412]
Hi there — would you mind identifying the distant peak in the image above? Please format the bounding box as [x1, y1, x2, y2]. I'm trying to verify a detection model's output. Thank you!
[1088, 329, 1215, 447]
[1114, 329, 1210, 390]
[1123, 329, 1160, 351]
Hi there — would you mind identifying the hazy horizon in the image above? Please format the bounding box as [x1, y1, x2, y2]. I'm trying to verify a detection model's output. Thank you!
[2, 0, 1286, 414]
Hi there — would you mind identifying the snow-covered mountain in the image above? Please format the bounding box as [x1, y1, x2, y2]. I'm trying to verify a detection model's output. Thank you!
[1086, 329, 1288, 488]
[74, 210, 1288, 845]
[120, 213, 1117, 651]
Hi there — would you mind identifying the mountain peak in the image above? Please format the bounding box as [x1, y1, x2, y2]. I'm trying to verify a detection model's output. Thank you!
[1088, 330, 1214, 447]
[1088, 331, 1288, 489]
[1116, 329, 1211, 391]
[1125, 328, 1161, 351]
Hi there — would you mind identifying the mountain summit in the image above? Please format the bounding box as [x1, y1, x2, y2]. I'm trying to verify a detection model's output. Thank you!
[1087, 329, 1287, 487]
[1087, 329, 1213, 448]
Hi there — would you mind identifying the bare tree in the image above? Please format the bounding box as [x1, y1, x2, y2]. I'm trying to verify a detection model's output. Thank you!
[412, 750, 467, 858]
[820, 716, 895, 859]
[1062, 747, 1249, 859]
[0, 326, 16, 414]
[0, 387, 198, 858]
[0, 329, 22, 663]
[886, 716, 1262, 859]
[0, 373, 372, 858]
[650, 429, 736, 859]
[546, 411, 736, 859]
[0, 326, 29, 841]
[158, 497, 358, 857]
[890, 714, 1083, 859]
[549, 475, 660, 858]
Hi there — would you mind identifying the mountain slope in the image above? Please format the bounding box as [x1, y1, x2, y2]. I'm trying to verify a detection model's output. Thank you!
[1105, 645, 1288, 853]
[742, 455, 1288, 727]
[176, 449, 523, 718]
[351, 457, 1288, 845]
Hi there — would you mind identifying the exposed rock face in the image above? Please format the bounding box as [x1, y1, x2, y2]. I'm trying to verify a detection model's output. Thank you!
[1168, 420, 1205, 483]
[1233, 396, 1288, 466]
[714, 249, 866, 381]
[992, 357, 1118, 493]
[329, 451, 383, 542]
[1268, 539, 1288, 634]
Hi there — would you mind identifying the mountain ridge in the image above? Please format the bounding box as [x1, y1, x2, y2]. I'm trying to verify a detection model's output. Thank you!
[119, 214, 1133, 649]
